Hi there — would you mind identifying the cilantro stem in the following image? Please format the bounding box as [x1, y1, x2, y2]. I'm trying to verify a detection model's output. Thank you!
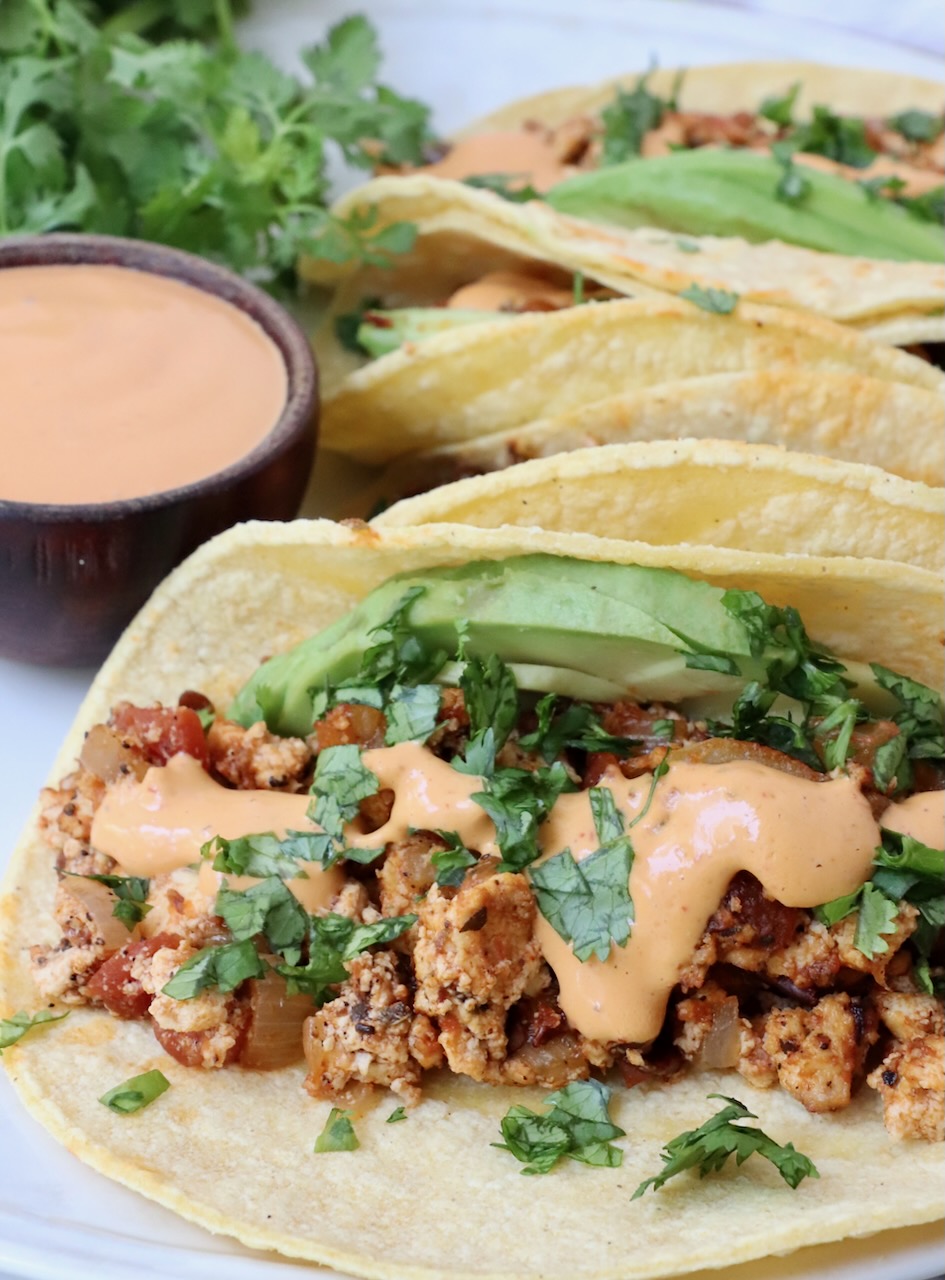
[100, 0, 170, 38]
[213, 0, 237, 57]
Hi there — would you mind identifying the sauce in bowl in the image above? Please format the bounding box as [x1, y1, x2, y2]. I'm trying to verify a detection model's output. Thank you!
[1, 264, 289, 504]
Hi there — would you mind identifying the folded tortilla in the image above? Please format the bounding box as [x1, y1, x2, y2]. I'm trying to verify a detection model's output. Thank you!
[373, 439, 945, 575]
[367, 370, 945, 502]
[1, 517, 943, 1280]
[316, 289, 943, 465]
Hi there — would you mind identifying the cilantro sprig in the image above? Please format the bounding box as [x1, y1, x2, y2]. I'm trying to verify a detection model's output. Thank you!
[0, 5, 428, 288]
[495, 1079, 625, 1175]
[73, 873, 152, 930]
[530, 787, 634, 962]
[276, 912, 416, 1003]
[632, 1095, 819, 1197]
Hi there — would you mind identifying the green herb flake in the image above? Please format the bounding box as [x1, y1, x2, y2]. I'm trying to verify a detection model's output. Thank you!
[386, 1105, 408, 1124]
[99, 1069, 170, 1115]
[277, 912, 416, 1002]
[161, 939, 267, 1000]
[79, 873, 152, 929]
[852, 883, 900, 958]
[463, 173, 539, 202]
[0, 1008, 69, 1054]
[460, 652, 519, 752]
[472, 761, 573, 872]
[430, 832, 478, 888]
[208, 831, 329, 878]
[632, 1095, 819, 1197]
[759, 81, 800, 127]
[600, 74, 667, 165]
[675, 237, 701, 253]
[384, 682, 441, 745]
[495, 1079, 625, 1175]
[215, 876, 309, 965]
[530, 839, 634, 962]
[679, 284, 740, 314]
[888, 110, 944, 143]
[314, 1107, 359, 1152]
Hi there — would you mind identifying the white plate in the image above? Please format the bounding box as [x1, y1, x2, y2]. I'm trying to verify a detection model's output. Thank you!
[0, 3, 941, 1278]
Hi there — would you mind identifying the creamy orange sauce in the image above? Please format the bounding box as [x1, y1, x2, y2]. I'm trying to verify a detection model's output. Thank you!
[90, 753, 342, 910]
[792, 150, 943, 199]
[420, 130, 571, 193]
[446, 270, 576, 312]
[882, 790, 945, 849]
[1, 264, 287, 504]
[349, 743, 500, 857]
[535, 761, 879, 1044]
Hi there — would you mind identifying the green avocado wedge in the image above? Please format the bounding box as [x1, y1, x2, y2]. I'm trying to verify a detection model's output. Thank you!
[545, 150, 944, 263]
[228, 556, 894, 738]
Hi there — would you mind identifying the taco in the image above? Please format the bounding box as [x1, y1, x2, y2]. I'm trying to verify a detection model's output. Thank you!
[1, 516, 942, 1279]
[371, 440, 945, 575]
[366, 376, 945, 504]
[315, 287, 943, 465]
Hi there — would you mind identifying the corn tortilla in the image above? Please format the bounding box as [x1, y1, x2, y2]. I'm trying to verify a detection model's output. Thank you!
[1, 518, 943, 1278]
[317, 292, 942, 465]
[373, 440, 945, 574]
[367, 370, 945, 503]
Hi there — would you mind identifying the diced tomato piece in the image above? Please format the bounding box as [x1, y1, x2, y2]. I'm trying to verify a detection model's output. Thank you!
[111, 704, 209, 768]
[85, 933, 181, 1020]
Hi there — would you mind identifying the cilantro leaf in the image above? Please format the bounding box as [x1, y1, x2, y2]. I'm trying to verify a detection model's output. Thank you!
[79, 873, 152, 930]
[460, 652, 519, 752]
[386, 1105, 407, 1123]
[430, 832, 477, 887]
[632, 1095, 819, 1197]
[531, 839, 634, 962]
[464, 174, 540, 202]
[888, 110, 943, 143]
[0, 1008, 69, 1054]
[600, 73, 667, 164]
[215, 876, 309, 964]
[759, 81, 800, 127]
[276, 911, 416, 1002]
[789, 106, 876, 168]
[309, 744, 380, 845]
[314, 1106, 359, 1152]
[589, 786, 624, 844]
[384, 682, 441, 746]
[99, 1068, 170, 1115]
[472, 761, 572, 872]
[495, 1079, 625, 1175]
[852, 882, 901, 958]
[161, 938, 267, 999]
[518, 697, 639, 761]
[680, 284, 739, 314]
[207, 831, 330, 878]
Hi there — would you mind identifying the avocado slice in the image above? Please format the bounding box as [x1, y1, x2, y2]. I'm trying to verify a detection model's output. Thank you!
[233, 555, 884, 737]
[356, 308, 512, 359]
[546, 150, 944, 263]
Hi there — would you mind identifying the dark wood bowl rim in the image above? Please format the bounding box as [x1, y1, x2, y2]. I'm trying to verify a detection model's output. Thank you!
[0, 233, 317, 523]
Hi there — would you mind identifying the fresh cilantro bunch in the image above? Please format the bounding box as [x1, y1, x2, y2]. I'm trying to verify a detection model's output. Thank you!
[0, 2, 431, 287]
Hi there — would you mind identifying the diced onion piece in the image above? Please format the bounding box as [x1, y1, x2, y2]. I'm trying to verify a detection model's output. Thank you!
[241, 970, 312, 1070]
[67, 876, 133, 952]
[80, 723, 148, 784]
[672, 736, 819, 780]
[696, 996, 742, 1070]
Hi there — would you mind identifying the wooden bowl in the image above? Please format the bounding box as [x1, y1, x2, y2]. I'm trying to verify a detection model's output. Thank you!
[0, 234, 318, 666]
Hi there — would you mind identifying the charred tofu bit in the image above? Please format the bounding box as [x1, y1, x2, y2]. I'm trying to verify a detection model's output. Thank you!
[303, 950, 441, 1104]
[413, 863, 543, 1074]
[208, 718, 312, 790]
[763, 993, 878, 1113]
[868, 1035, 945, 1142]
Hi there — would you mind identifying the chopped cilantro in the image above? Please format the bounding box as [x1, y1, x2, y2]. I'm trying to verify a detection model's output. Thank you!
[519, 696, 639, 761]
[99, 1069, 170, 1115]
[0, 1008, 69, 1054]
[276, 912, 416, 1002]
[430, 832, 477, 888]
[858, 175, 906, 202]
[589, 786, 624, 844]
[386, 1105, 408, 1123]
[384, 682, 441, 745]
[772, 146, 811, 206]
[207, 831, 329, 878]
[463, 174, 540, 202]
[679, 284, 739, 314]
[314, 1107, 359, 1152]
[759, 81, 800, 127]
[215, 876, 309, 965]
[452, 725, 497, 778]
[888, 110, 944, 143]
[308, 744, 381, 854]
[495, 1079, 625, 1175]
[530, 838, 634, 962]
[600, 72, 668, 164]
[78, 873, 152, 930]
[472, 761, 572, 872]
[870, 664, 944, 792]
[675, 237, 702, 253]
[789, 106, 876, 168]
[632, 1095, 819, 1197]
[852, 883, 901, 958]
[896, 185, 944, 226]
[161, 938, 267, 999]
[460, 651, 519, 753]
